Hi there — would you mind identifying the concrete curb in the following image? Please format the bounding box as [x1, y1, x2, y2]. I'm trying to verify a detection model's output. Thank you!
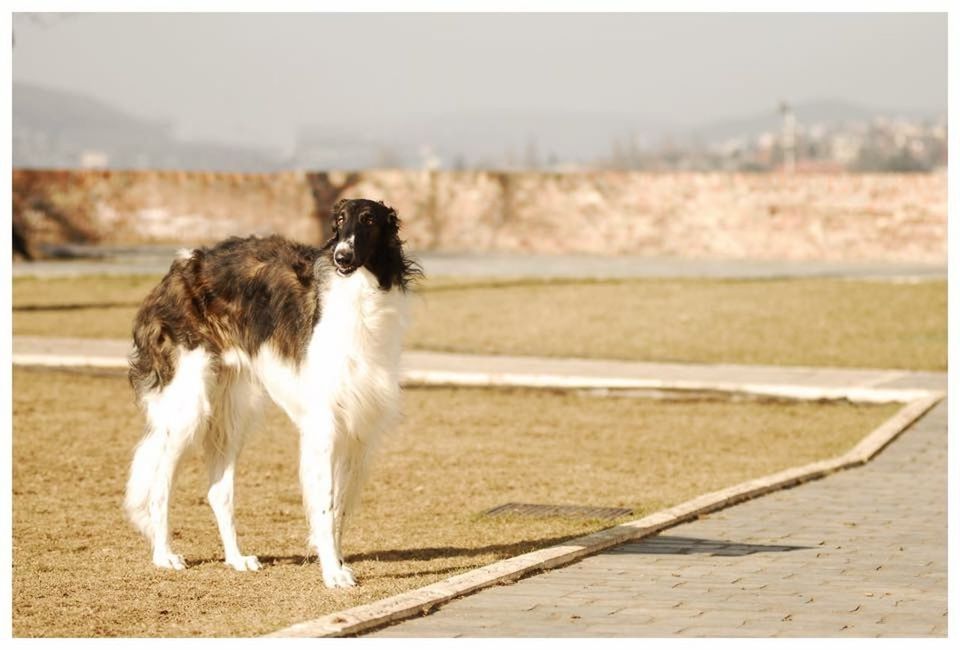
[265, 391, 942, 638]
[401, 369, 932, 404]
[11, 352, 931, 405]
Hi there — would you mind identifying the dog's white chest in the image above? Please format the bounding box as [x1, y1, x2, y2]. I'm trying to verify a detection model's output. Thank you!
[306, 269, 408, 436]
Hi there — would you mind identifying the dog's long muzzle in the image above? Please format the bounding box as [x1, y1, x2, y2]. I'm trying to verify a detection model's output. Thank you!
[334, 240, 358, 274]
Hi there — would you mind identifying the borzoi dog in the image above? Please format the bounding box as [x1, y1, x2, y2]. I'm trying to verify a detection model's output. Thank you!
[124, 198, 418, 587]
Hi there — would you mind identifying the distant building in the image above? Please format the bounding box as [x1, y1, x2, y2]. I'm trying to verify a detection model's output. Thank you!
[830, 134, 861, 166]
[600, 112, 947, 173]
[79, 150, 109, 169]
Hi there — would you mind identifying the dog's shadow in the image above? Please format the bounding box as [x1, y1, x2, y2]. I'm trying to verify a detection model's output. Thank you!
[252, 533, 583, 568]
[194, 532, 811, 577]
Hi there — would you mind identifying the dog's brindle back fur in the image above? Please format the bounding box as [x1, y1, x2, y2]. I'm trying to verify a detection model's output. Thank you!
[129, 199, 417, 398]
[124, 198, 419, 585]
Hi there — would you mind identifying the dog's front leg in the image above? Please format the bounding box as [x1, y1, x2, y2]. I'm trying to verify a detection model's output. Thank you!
[299, 414, 356, 588]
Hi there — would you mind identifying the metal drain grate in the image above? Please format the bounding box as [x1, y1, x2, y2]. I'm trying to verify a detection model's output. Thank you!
[484, 502, 633, 521]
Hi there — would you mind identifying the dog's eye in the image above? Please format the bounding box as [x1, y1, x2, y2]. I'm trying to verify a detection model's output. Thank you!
[361, 214, 374, 226]
[336, 214, 345, 226]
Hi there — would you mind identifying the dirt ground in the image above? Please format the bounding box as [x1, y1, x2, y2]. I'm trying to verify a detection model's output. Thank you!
[12, 366, 898, 637]
[12, 275, 946, 370]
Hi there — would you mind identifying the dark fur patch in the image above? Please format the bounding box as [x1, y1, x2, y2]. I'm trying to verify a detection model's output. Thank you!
[129, 200, 418, 398]
[129, 236, 323, 396]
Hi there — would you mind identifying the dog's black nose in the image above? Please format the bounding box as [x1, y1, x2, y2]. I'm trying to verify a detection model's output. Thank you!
[335, 248, 355, 267]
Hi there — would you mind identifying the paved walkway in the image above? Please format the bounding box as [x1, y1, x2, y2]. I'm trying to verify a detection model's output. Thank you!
[371, 398, 947, 637]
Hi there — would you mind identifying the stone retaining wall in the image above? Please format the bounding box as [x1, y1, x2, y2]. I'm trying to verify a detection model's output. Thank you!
[12, 169, 946, 263]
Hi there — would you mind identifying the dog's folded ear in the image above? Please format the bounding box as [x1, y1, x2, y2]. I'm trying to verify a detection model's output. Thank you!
[331, 198, 349, 220]
[378, 200, 399, 230]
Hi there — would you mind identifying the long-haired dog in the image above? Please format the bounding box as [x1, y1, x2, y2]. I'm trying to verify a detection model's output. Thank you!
[124, 198, 419, 587]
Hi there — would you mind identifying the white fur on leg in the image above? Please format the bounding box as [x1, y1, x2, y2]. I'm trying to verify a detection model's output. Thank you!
[326, 564, 355, 589]
[153, 552, 187, 571]
[205, 374, 263, 571]
[298, 414, 356, 588]
[126, 346, 213, 570]
[207, 457, 262, 571]
[124, 426, 164, 539]
[330, 434, 373, 565]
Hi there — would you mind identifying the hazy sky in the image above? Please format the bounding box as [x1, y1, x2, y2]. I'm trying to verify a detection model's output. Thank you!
[12, 12, 947, 153]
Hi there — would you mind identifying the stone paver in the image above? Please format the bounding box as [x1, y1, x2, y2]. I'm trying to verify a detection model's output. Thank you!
[370, 400, 946, 637]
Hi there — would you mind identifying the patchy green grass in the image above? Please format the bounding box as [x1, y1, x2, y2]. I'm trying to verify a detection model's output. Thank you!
[13, 366, 898, 637]
[12, 274, 946, 370]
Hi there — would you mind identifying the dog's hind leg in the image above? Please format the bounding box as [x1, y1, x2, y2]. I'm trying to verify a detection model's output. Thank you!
[204, 374, 263, 571]
[125, 346, 213, 570]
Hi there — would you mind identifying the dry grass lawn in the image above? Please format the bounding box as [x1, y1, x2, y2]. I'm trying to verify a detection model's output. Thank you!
[13, 366, 899, 637]
[13, 274, 154, 340]
[12, 274, 945, 370]
[409, 277, 946, 370]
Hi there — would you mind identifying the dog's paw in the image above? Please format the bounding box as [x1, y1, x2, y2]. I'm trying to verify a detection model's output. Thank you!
[225, 555, 262, 572]
[153, 552, 186, 570]
[323, 564, 356, 589]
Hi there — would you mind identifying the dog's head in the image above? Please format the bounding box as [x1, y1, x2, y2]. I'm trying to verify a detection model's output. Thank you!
[329, 198, 398, 275]
[328, 198, 419, 290]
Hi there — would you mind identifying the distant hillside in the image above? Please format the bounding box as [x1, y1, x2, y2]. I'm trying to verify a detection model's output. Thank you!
[351, 110, 669, 167]
[12, 81, 945, 171]
[13, 81, 279, 171]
